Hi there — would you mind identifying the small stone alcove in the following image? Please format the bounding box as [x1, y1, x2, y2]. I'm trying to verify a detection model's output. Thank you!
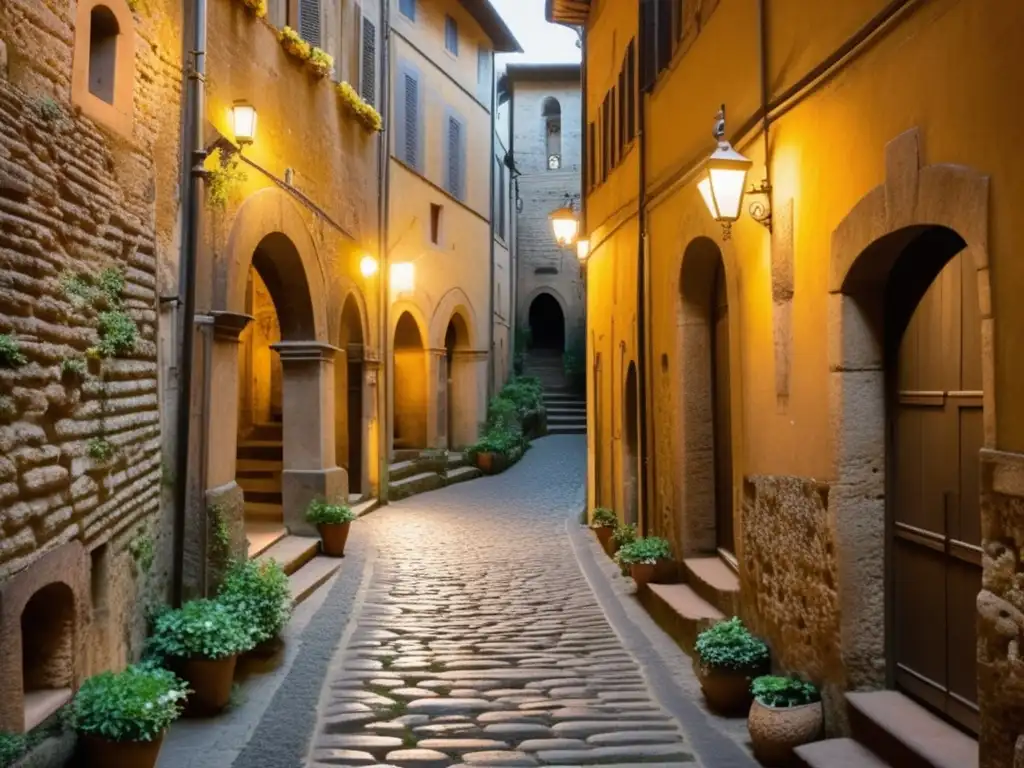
[0, 542, 88, 733]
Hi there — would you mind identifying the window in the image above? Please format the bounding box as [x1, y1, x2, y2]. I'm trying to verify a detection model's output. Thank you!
[399, 0, 415, 21]
[617, 68, 626, 157]
[674, 0, 686, 42]
[640, 0, 675, 91]
[477, 45, 492, 102]
[626, 40, 636, 141]
[610, 86, 618, 168]
[445, 15, 458, 55]
[656, 0, 673, 72]
[397, 63, 422, 170]
[88, 6, 119, 104]
[361, 17, 377, 107]
[430, 204, 443, 244]
[444, 110, 466, 200]
[543, 97, 561, 171]
[495, 156, 506, 237]
[298, 0, 321, 46]
[587, 121, 596, 189]
[601, 93, 611, 181]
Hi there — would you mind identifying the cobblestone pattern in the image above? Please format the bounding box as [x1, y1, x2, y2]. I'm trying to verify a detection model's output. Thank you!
[308, 435, 693, 767]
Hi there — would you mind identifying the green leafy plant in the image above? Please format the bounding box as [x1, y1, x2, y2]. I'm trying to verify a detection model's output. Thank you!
[61, 272, 95, 305]
[206, 148, 247, 210]
[0, 334, 26, 368]
[88, 437, 116, 463]
[278, 26, 311, 60]
[0, 732, 25, 766]
[694, 617, 770, 672]
[34, 96, 64, 123]
[611, 522, 637, 548]
[97, 267, 126, 304]
[129, 531, 155, 574]
[305, 498, 355, 525]
[69, 663, 188, 743]
[148, 599, 254, 661]
[337, 81, 383, 132]
[590, 507, 618, 529]
[308, 47, 334, 78]
[750, 675, 820, 708]
[217, 559, 292, 645]
[208, 503, 231, 564]
[614, 535, 672, 565]
[61, 357, 86, 379]
[97, 310, 137, 357]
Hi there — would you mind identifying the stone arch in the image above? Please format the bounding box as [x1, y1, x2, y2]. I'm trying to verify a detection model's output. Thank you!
[390, 299, 430, 347]
[430, 287, 478, 350]
[328, 280, 372, 353]
[527, 289, 567, 351]
[71, 0, 134, 135]
[393, 310, 428, 450]
[443, 310, 478, 450]
[220, 188, 328, 342]
[336, 291, 369, 495]
[522, 285, 570, 332]
[828, 128, 992, 695]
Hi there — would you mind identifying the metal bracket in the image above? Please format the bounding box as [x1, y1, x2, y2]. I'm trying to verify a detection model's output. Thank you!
[747, 178, 772, 232]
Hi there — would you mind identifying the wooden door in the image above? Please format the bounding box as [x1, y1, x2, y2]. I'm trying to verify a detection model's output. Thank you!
[711, 261, 734, 554]
[892, 251, 982, 733]
[347, 360, 363, 495]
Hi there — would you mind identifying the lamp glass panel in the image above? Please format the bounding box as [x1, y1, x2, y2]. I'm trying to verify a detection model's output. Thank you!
[391, 263, 414, 293]
[552, 216, 579, 246]
[360, 255, 378, 277]
[697, 176, 718, 219]
[576, 239, 590, 262]
[708, 166, 748, 221]
[232, 104, 257, 143]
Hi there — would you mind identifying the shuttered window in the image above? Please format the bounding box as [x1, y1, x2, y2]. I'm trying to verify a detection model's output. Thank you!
[444, 110, 465, 200]
[396, 62, 422, 171]
[476, 45, 492, 102]
[361, 17, 376, 106]
[298, 0, 321, 47]
[626, 40, 636, 141]
[444, 15, 458, 55]
[399, 0, 415, 21]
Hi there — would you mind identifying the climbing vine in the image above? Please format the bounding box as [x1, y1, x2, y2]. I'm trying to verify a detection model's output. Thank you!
[206, 149, 247, 211]
[0, 334, 26, 368]
[129, 530, 155, 574]
[61, 266, 138, 359]
[88, 437, 116, 463]
[208, 503, 231, 565]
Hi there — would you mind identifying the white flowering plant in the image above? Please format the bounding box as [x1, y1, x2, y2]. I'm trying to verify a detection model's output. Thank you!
[217, 558, 292, 646]
[147, 599, 254, 661]
[70, 662, 189, 742]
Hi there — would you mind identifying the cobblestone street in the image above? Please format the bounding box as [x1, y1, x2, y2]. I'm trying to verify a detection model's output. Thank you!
[297, 435, 746, 768]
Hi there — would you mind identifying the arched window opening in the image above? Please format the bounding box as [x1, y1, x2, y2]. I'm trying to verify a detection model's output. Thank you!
[543, 97, 562, 170]
[22, 583, 75, 729]
[88, 6, 119, 104]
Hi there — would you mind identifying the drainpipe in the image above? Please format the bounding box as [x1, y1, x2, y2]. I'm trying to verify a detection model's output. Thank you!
[636, 4, 652, 535]
[172, 0, 208, 607]
[487, 53, 496, 397]
[376, 0, 391, 503]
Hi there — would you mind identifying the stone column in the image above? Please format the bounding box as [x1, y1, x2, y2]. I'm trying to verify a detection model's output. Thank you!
[364, 357, 381, 497]
[426, 348, 448, 450]
[451, 349, 489, 448]
[272, 341, 348, 536]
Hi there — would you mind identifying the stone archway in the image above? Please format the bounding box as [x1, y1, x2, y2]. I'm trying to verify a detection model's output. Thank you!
[394, 311, 428, 450]
[444, 312, 474, 449]
[828, 130, 995, 740]
[528, 292, 566, 351]
[338, 293, 367, 496]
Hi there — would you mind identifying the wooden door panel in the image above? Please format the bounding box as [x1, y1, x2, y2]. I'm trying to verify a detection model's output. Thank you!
[895, 538, 948, 690]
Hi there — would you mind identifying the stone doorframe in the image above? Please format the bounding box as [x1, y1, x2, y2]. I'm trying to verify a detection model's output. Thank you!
[828, 128, 993, 692]
[207, 189, 345, 539]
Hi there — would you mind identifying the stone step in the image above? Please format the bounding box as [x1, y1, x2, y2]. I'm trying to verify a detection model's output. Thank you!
[245, 522, 288, 558]
[795, 738, 892, 768]
[548, 425, 587, 435]
[256, 535, 320, 575]
[352, 497, 379, 517]
[249, 422, 283, 441]
[389, 460, 419, 482]
[236, 458, 283, 477]
[445, 465, 483, 485]
[238, 476, 282, 494]
[683, 556, 740, 617]
[244, 501, 283, 522]
[392, 448, 423, 462]
[547, 414, 587, 425]
[846, 691, 977, 768]
[546, 404, 586, 414]
[640, 583, 725, 652]
[389, 471, 444, 501]
[289, 556, 341, 605]
[237, 439, 284, 462]
[446, 451, 468, 469]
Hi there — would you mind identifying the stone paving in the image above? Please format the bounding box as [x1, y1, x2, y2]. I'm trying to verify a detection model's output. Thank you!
[307, 435, 694, 767]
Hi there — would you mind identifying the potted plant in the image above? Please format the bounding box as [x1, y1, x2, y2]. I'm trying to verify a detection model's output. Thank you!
[589, 508, 618, 552]
[610, 522, 637, 573]
[71, 662, 188, 767]
[218, 558, 292, 654]
[693, 617, 770, 714]
[748, 675, 823, 765]
[306, 498, 355, 557]
[469, 425, 521, 474]
[147, 599, 254, 716]
[614, 536, 673, 589]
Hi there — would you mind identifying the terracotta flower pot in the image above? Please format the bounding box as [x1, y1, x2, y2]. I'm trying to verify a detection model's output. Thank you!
[81, 731, 164, 768]
[630, 562, 656, 589]
[594, 526, 614, 552]
[748, 699, 823, 766]
[694, 661, 760, 715]
[476, 452, 508, 475]
[318, 521, 351, 557]
[177, 655, 237, 716]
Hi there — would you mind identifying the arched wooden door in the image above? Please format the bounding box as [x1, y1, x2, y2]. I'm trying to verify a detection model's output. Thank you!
[892, 250, 982, 732]
[711, 261, 734, 554]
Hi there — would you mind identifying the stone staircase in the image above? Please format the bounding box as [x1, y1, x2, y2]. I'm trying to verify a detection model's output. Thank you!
[522, 351, 586, 435]
[388, 449, 483, 501]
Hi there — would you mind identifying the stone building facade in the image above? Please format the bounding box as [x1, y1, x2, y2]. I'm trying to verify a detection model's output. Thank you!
[555, 0, 1024, 764]
[505, 63, 583, 356]
[0, 0, 183, 735]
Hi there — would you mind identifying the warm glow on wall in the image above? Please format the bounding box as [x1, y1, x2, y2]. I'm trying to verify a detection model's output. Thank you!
[360, 254, 379, 278]
[391, 262, 414, 294]
[576, 238, 591, 262]
[231, 101, 257, 146]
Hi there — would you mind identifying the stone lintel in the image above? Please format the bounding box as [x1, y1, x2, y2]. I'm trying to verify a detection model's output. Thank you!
[982, 449, 1024, 498]
[272, 340, 339, 363]
[208, 311, 253, 341]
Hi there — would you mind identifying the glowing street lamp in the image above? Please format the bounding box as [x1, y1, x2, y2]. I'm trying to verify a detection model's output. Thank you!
[360, 254, 379, 278]
[231, 101, 258, 146]
[549, 193, 580, 248]
[390, 262, 414, 294]
[576, 238, 590, 263]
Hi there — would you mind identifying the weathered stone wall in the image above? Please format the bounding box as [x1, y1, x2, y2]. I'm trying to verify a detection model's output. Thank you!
[741, 476, 845, 729]
[0, 0, 183, 708]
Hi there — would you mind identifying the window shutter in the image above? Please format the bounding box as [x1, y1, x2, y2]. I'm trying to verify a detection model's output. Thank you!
[477, 46, 492, 102]
[446, 115, 463, 199]
[445, 16, 459, 55]
[361, 18, 377, 106]
[299, 0, 321, 46]
[403, 72, 419, 169]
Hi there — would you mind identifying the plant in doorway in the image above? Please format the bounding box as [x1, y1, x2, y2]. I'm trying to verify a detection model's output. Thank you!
[306, 498, 355, 557]
[589, 507, 618, 553]
[218, 558, 292, 653]
[747, 675, 823, 765]
[147, 599, 254, 716]
[693, 617, 770, 714]
[614, 535, 673, 589]
[70, 662, 189, 768]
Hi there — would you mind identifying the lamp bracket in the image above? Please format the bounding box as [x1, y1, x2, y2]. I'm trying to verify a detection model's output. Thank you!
[747, 178, 772, 232]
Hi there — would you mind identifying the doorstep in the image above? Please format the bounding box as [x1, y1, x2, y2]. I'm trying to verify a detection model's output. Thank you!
[640, 582, 725, 652]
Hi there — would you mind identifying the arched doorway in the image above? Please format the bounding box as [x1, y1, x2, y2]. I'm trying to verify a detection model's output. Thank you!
[394, 311, 427, 450]
[528, 292, 565, 351]
[235, 233, 317, 545]
[21, 582, 75, 729]
[339, 294, 364, 496]
[623, 362, 640, 528]
[444, 314, 472, 449]
[678, 238, 734, 555]
[843, 225, 982, 731]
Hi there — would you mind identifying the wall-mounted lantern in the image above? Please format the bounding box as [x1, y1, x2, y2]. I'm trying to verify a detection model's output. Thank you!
[390, 262, 414, 294]
[576, 238, 590, 263]
[698, 104, 771, 239]
[230, 101, 257, 147]
[360, 254, 379, 278]
[549, 193, 581, 248]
